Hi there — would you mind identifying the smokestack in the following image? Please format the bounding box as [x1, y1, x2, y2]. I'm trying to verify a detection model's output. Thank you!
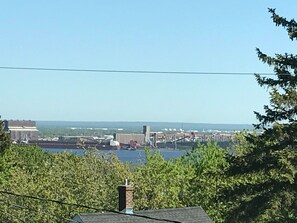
[118, 179, 133, 214]
[143, 125, 150, 144]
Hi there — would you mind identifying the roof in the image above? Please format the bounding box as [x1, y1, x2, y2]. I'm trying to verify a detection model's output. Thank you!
[72, 207, 212, 223]
[6, 127, 38, 132]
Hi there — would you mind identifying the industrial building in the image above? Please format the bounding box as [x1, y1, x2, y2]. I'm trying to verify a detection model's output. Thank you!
[3, 120, 38, 142]
[114, 133, 145, 145]
[114, 125, 150, 147]
[143, 125, 150, 143]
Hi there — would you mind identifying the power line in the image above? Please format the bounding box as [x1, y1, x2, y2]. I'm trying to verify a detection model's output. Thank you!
[0, 199, 80, 223]
[0, 191, 98, 211]
[0, 65, 285, 76]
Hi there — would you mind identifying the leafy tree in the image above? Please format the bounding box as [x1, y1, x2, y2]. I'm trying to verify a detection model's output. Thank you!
[133, 144, 229, 222]
[133, 148, 194, 210]
[225, 9, 297, 222]
[0, 145, 132, 223]
[0, 142, 231, 222]
[0, 119, 11, 154]
[181, 142, 229, 223]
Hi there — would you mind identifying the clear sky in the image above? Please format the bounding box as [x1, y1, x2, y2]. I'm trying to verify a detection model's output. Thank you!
[1, 1, 296, 124]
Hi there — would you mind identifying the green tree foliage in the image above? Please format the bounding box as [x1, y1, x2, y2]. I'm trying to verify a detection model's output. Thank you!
[133, 148, 194, 210]
[0, 142, 229, 223]
[0, 118, 11, 185]
[224, 9, 297, 222]
[0, 119, 11, 154]
[0, 145, 132, 222]
[181, 142, 229, 223]
[133, 143, 229, 222]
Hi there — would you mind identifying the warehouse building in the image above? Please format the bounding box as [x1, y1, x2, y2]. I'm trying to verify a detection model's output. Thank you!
[114, 133, 145, 145]
[114, 125, 151, 146]
[3, 120, 38, 142]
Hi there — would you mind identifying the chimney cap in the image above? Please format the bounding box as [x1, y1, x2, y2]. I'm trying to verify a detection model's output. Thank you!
[121, 179, 133, 187]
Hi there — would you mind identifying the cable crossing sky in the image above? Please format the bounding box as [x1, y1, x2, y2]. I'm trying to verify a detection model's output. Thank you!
[0, 66, 288, 76]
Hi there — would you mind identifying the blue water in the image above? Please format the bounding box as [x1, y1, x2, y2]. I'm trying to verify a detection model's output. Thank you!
[43, 148, 186, 164]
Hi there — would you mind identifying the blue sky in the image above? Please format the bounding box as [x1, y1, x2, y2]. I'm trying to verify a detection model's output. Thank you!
[1, 1, 296, 124]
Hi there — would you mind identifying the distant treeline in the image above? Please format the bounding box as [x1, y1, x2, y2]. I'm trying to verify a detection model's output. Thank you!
[37, 127, 138, 138]
[37, 121, 253, 132]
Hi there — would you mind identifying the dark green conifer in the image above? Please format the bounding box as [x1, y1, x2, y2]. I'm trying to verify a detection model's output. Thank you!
[225, 9, 297, 222]
[0, 118, 11, 154]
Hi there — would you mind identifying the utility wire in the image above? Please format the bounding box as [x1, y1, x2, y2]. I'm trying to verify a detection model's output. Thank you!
[0, 191, 98, 211]
[0, 199, 80, 223]
[0, 65, 288, 76]
[0, 191, 182, 223]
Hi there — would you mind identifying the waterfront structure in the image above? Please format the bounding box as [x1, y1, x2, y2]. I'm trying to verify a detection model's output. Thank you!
[114, 133, 145, 145]
[114, 125, 150, 147]
[3, 120, 38, 142]
[143, 125, 150, 143]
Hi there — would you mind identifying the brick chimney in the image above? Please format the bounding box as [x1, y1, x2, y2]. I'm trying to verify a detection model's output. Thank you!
[118, 179, 133, 214]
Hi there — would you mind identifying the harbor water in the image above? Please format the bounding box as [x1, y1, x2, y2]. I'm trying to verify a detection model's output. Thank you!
[43, 148, 186, 164]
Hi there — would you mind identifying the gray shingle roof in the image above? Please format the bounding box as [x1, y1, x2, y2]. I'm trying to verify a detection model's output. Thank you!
[72, 207, 212, 223]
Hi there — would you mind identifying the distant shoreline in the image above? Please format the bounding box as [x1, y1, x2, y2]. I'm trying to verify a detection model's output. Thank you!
[36, 121, 253, 132]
